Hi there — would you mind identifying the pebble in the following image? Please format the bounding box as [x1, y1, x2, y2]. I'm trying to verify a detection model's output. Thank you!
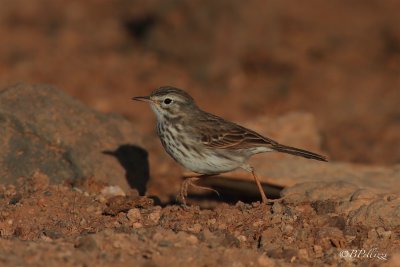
[237, 235, 247, 242]
[188, 223, 202, 233]
[376, 227, 392, 239]
[207, 218, 216, 225]
[95, 195, 107, 204]
[313, 245, 323, 258]
[101, 185, 126, 197]
[217, 223, 227, 230]
[148, 207, 161, 224]
[75, 235, 98, 251]
[298, 248, 309, 260]
[272, 202, 283, 214]
[127, 208, 141, 222]
[283, 224, 294, 233]
[158, 239, 172, 247]
[252, 220, 263, 227]
[186, 235, 198, 245]
[132, 222, 143, 228]
[257, 255, 274, 266]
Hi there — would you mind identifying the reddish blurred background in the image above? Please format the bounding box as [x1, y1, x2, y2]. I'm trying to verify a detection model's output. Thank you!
[0, 0, 399, 164]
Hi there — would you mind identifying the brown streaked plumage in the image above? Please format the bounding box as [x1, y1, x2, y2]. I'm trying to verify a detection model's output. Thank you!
[133, 86, 327, 204]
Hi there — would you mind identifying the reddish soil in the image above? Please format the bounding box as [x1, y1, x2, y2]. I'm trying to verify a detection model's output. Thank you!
[0, 175, 398, 266]
[0, 1, 399, 266]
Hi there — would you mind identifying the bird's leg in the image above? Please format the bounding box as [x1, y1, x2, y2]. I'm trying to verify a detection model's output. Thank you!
[242, 164, 283, 204]
[250, 170, 268, 204]
[178, 178, 190, 205]
[177, 174, 220, 205]
[252, 169, 285, 204]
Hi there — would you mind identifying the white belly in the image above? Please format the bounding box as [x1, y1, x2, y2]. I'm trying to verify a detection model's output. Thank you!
[176, 149, 244, 174]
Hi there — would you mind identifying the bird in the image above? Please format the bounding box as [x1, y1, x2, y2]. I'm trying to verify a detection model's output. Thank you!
[133, 86, 327, 204]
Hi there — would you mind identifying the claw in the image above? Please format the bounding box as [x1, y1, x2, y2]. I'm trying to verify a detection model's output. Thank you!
[177, 176, 219, 205]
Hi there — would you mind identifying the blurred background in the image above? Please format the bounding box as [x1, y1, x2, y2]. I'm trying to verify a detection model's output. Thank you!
[0, 0, 399, 165]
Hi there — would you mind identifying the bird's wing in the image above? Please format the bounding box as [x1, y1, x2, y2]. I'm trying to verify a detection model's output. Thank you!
[198, 113, 278, 149]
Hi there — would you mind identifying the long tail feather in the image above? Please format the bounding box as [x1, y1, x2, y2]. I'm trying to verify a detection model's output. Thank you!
[272, 144, 328, 162]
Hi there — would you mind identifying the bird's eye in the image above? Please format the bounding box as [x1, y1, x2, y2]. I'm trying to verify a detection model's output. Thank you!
[164, 98, 172, 104]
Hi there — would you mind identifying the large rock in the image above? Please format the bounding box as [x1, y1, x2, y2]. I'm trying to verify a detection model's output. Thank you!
[0, 83, 147, 192]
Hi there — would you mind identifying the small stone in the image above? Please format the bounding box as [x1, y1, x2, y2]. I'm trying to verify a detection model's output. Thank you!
[152, 232, 164, 242]
[237, 235, 247, 242]
[101, 186, 126, 197]
[188, 223, 202, 233]
[186, 235, 198, 245]
[113, 240, 122, 248]
[257, 255, 274, 266]
[376, 227, 385, 236]
[132, 222, 143, 228]
[202, 229, 215, 240]
[313, 245, 323, 258]
[384, 194, 398, 201]
[148, 207, 161, 224]
[298, 248, 309, 260]
[96, 195, 107, 203]
[381, 230, 392, 239]
[252, 220, 263, 227]
[85, 205, 96, 213]
[41, 235, 53, 242]
[207, 218, 216, 225]
[272, 202, 283, 214]
[8, 194, 22, 205]
[158, 239, 171, 247]
[73, 187, 83, 194]
[217, 223, 227, 230]
[30, 170, 50, 191]
[126, 189, 140, 198]
[127, 208, 141, 222]
[271, 215, 281, 224]
[350, 189, 376, 201]
[37, 198, 46, 207]
[376, 227, 392, 239]
[75, 235, 98, 251]
[283, 224, 294, 233]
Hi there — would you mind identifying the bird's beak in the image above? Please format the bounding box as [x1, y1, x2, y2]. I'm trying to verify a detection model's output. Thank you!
[132, 96, 152, 103]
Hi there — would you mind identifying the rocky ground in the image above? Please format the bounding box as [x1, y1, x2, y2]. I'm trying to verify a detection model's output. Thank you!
[0, 172, 398, 267]
[0, 1, 399, 266]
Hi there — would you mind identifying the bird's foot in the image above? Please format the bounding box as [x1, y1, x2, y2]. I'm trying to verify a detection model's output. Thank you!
[265, 197, 284, 204]
[177, 177, 220, 206]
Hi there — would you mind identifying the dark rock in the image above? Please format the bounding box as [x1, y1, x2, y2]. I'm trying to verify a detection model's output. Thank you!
[75, 235, 98, 251]
[8, 193, 22, 205]
[103, 195, 154, 216]
[42, 229, 63, 239]
[0, 83, 145, 191]
[311, 200, 337, 215]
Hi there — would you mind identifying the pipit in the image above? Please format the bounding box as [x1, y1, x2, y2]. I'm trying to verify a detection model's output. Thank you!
[133, 86, 327, 204]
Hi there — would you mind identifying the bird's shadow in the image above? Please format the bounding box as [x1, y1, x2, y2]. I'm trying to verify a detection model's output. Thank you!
[165, 176, 284, 206]
[103, 144, 149, 196]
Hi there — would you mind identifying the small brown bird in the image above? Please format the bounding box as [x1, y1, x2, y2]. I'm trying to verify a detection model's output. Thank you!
[133, 86, 327, 204]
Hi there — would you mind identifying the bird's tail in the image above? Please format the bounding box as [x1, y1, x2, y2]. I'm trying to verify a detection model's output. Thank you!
[272, 144, 328, 162]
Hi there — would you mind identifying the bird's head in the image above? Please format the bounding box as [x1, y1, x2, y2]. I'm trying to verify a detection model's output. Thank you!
[133, 86, 196, 121]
